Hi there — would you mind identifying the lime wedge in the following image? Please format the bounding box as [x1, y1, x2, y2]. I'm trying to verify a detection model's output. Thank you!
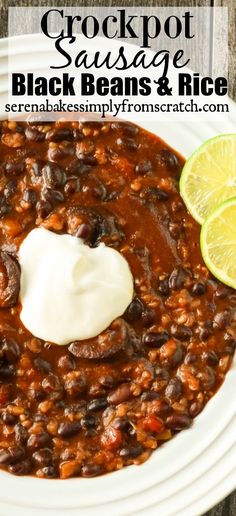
[200, 197, 236, 288]
[180, 134, 236, 224]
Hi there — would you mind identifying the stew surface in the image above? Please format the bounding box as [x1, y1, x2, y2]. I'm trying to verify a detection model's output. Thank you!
[0, 118, 235, 479]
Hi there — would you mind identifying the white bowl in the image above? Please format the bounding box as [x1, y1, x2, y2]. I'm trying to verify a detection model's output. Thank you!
[0, 35, 236, 516]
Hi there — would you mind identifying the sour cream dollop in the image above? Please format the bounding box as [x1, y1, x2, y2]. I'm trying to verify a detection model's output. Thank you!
[19, 228, 134, 345]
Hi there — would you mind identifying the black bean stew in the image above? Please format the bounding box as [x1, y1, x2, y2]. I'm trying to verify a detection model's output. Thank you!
[0, 119, 235, 479]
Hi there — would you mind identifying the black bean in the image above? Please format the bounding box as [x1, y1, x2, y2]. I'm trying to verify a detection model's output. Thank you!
[87, 398, 108, 412]
[202, 350, 219, 366]
[76, 153, 98, 166]
[158, 278, 170, 296]
[184, 352, 198, 365]
[141, 308, 156, 326]
[224, 345, 236, 356]
[34, 358, 52, 373]
[14, 423, 28, 445]
[42, 374, 62, 400]
[198, 367, 215, 390]
[64, 402, 86, 418]
[42, 162, 66, 188]
[42, 188, 64, 206]
[213, 310, 230, 330]
[5, 160, 24, 176]
[4, 179, 17, 199]
[0, 364, 14, 378]
[198, 321, 213, 341]
[64, 375, 87, 397]
[27, 432, 50, 449]
[198, 328, 209, 341]
[141, 391, 161, 401]
[0, 449, 12, 465]
[28, 388, 45, 401]
[120, 444, 143, 458]
[66, 159, 91, 176]
[158, 149, 180, 173]
[93, 181, 107, 201]
[165, 377, 183, 401]
[191, 282, 206, 296]
[25, 127, 45, 142]
[189, 401, 203, 417]
[143, 186, 169, 201]
[22, 188, 37, 206]
[30, 159, 44, 179]
[73, 223, 90, 241]
[85, 429, 97, 438]
[2, 412, 17, 425]
[58, 421, 81, 438]
[8, 459, 32, 475]
[34, 413, 49, 424]
[166, 414, 192, 431]
[116, 138, 139, 151]
[143, 331, 169, 348]
[0, 196, 11, 217]
[107, 383, 134, 405]
[56, 401, 66, 409]
[172, 343, 184, 366]
[73, 128, 84, 140]
[154, 189, 169, 201]
[36, 200, 53, 218]
[86, 211, 123, 246]
[124, 297, 143, 322]
[224, 336, 236, 354]
[40, 465, 57, 478]
[0, 445, 25, 465]
[169, 267, 185, 290]
[170, 324, 192, 341]
[46, 128, 73, 141]
[64, 177, 80, 195]
[81, 463, 102, 477]
[135, 159, 152, 175]
[155, 366, 170, 381]
[112, 416, 130, 430]
[80, 415, 96, 429]
[49, 144, 73, 161]
[1, 338, 20, 363]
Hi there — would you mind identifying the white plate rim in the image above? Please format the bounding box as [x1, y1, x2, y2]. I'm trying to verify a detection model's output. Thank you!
[0, 34, 236, 516]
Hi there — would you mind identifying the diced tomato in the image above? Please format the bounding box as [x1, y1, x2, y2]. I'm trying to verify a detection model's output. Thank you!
[142, 416, 165, 434]
[100, 426, 122, 450]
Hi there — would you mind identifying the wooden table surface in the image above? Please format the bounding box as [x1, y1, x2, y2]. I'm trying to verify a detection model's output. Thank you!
[0, 0, 235, 514]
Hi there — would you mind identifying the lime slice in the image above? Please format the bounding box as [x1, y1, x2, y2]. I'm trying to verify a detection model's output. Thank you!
[200, 197, 236, 288]
[180, 134, 236, 224]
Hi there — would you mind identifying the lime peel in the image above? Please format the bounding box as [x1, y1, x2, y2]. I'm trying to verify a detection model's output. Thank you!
[200, 197, 236, 289]
[180, 133, 236, 225]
